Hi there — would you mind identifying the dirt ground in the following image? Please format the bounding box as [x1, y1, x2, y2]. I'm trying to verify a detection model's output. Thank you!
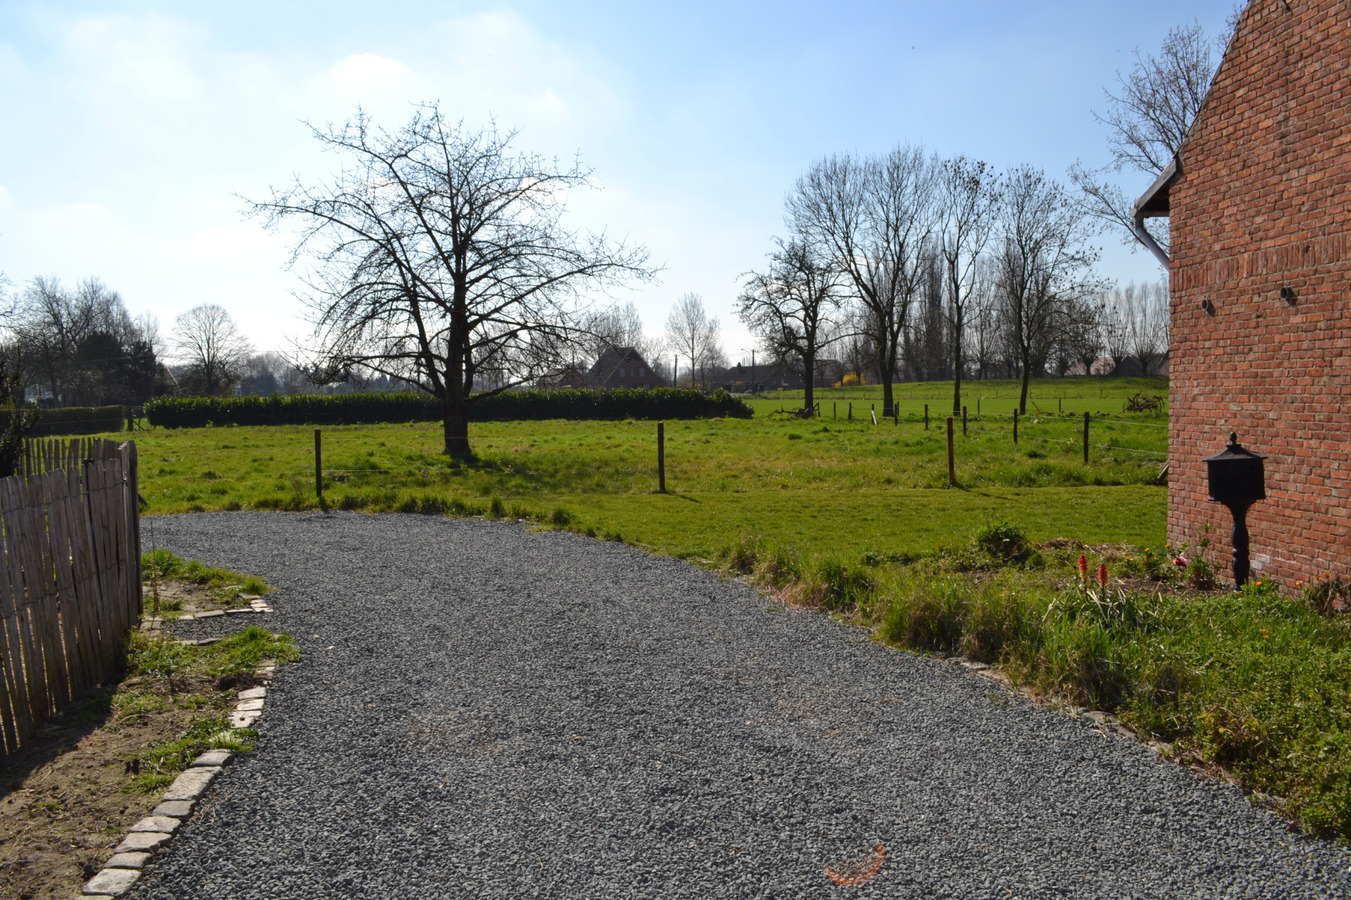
[0, 582, 245, 900]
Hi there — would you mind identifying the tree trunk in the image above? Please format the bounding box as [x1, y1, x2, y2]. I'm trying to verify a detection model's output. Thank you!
[442, 395, 471, 457]
[803, 351, 816, 414]
[1018, 363, 1031, 415]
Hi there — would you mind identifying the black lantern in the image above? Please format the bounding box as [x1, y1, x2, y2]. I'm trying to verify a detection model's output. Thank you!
[1203, 432, 1267, 587]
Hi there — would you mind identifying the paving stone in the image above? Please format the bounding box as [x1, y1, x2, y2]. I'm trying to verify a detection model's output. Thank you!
[103, 851, 152, 870]
[235, 698, 265, 712]
[176, 614, 194, 621]
[152, 800, 195, 818]
[224, 608, 255, 615]
[195, 609, 226, 619]
[113, 831, 172, 854]
[161, 766, 222, 802]
[83, 867, 141, 896]
[129, 815, 180, 834]
[237, 687, 267, 700]
[192, 749, 233, 767]
[229, 710, 262, 728]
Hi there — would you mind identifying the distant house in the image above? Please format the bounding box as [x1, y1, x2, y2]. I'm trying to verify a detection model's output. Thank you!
[1133, 0, 1351, 586]
[718, 359, 845, 392]
[586, 347, 667, 389]
[535, 363, 588, 390]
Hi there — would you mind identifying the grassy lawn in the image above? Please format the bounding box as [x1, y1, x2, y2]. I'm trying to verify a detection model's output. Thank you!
[131, 376, 1170, 559]
[89, 374, 1351, 842]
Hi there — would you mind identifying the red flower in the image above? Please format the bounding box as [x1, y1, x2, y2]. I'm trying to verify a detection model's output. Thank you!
[1097, 562, 1108, 590]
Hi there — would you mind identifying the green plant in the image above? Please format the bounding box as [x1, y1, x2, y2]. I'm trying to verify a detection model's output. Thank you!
[974, 521, 1033, 564]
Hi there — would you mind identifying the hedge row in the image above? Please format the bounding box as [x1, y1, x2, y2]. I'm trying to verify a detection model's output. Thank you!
[0, 405, 125, 437]
[143, 389, 752, 428]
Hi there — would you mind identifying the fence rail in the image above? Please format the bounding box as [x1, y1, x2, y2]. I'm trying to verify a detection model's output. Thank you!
[0, 439, 141, 756]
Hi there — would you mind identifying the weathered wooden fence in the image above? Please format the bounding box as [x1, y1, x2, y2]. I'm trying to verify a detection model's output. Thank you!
[0, 438, 141, 756]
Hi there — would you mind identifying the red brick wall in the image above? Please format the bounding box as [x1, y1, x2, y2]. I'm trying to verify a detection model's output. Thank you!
[1168, 1, 1351, 587]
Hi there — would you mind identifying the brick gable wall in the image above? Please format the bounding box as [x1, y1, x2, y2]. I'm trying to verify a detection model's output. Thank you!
[1168, 0, 1351, 586]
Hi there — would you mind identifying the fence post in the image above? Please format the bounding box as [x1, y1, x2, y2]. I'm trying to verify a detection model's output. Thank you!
[947, 418, 956, 487]
[849, 403, 852, 421]
[1013, 409, 1019, 444]
[833, 402, 837, 420]
[962, 406, 968, 436]
[924, 404, 929, 430]
[1083, 412, 1090, 463]
[657, 422, 666, 493]
[314, 429, 324, 511]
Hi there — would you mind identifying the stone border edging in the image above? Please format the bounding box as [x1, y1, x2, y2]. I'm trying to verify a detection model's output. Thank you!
[79, 664, 277, 897]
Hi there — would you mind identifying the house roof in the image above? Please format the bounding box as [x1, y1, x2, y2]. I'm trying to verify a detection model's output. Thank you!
[1132, 156, 1181, 218]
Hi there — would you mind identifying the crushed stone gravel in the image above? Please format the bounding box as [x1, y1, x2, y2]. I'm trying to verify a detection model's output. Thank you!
[127, 512, 1351, 899]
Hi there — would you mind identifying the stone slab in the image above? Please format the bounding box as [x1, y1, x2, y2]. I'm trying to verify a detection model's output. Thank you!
[113, 831, 171, 854]
[83, 867, 141, 896]
[161, 766, 221, 802]
[129, 815, 179, 834]
[192, 749, 233, 767]
[152, 800, 195, 818]
[229, 711, 261, 728]
[235, 698, 265, 712]
[103, 852, 152, 870]
[195, 609, 226, 618]
[238, 687, 267, 700]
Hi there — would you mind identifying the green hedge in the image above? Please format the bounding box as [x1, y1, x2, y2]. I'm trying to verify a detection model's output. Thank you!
[0, 405, 125, 437]
[143, 389, 752, 428]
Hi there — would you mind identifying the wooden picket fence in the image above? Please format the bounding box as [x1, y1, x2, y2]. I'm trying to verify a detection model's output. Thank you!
[0, 438, 141, 757]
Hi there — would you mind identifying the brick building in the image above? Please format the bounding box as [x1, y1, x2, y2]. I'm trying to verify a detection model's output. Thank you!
[1134, 1, 1351, 586]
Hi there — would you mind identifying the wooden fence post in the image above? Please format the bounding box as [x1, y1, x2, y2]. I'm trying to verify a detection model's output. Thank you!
[924, 404, 929, 430]
[947, 417, 956, 487]
[314, 429, 324, 510]
[1013, 409, 1019, 444]
[657, 422, 666, 493]
[1083, 412, 1090, 463]
[962, 406, 968, 436]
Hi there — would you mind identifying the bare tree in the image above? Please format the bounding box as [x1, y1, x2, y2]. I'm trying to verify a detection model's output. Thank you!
[997, 167, 1103, 413]
[172, 304, 253, 396]
[249, 104, 651, 456]
[788, 146, 938, 416]
[664, 292, 720, 390]
[14, 276, 157, 405]
[937, 156, 1001, 413]
[1122, 279, 1170, 375]
[579, 301, 655, 365]
[737, 237, 841, 413]
[1070, 19, 1225, 261]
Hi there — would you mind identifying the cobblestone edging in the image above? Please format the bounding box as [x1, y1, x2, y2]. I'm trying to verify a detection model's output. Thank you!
[81, 597, 278, 898]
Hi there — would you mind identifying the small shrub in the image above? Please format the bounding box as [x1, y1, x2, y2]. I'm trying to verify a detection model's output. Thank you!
[974, 521, 1032, 564]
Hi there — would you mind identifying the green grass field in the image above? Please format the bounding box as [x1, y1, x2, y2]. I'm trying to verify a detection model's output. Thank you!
[130, 377, 1169, 559]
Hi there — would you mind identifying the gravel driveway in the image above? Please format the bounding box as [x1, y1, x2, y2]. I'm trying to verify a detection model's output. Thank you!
[128, 512, 1351, 899]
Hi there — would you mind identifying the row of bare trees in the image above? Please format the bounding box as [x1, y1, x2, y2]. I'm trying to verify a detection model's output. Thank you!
[739, 151, 1112, 416]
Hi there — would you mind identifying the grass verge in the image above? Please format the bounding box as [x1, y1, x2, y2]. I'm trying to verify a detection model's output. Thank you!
[720, 525, 1351, 843]
[0, 563, 299, 900]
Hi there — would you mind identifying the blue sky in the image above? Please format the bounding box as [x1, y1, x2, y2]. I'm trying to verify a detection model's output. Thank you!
[0, 0, 1238, 363]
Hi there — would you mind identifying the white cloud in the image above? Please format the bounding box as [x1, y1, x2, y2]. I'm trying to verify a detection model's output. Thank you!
[0, 185, 10, 210]
[311, 52, 423, 116]
[60, 14, 205, 108]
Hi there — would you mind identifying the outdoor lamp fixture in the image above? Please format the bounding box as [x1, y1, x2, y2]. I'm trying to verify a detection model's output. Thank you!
[1203, 432, 1267, 588]
[1280, 286, 1296, 305]
[1201, 297, 1216, 315]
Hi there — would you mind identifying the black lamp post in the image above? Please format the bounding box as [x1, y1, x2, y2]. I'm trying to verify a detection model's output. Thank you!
[1203, 432, 1267, 588]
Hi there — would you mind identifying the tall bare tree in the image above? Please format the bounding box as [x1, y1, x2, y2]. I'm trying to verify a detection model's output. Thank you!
[788, 146, 938, 417]
[997, 167, 1103, 414]
[937, 156, 1001, 414]
[173, 304, 253, 396]
[1070, 19, 1226, 261]
[737, 237, 841, 413]
[249, 104, 651, 456]
[1121, 279, 1170, 375]
[664, 292, 720, 390]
